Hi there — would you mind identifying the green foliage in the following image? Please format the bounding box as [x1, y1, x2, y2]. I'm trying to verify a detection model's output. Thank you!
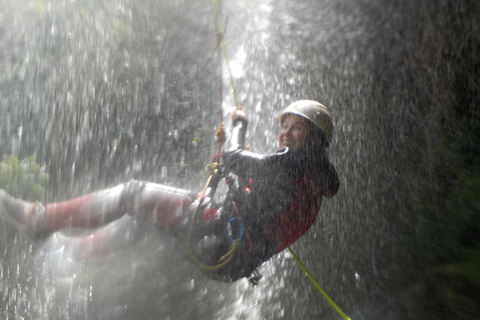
[425, 165, 480, 280]
[192, 126, 213, 148]
[444, 249, 480, 285]
[0, 155, 49, 201]
[419, 112, 480, 278]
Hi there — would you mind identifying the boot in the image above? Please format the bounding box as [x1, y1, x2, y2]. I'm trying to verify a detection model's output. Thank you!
[0, 189, 47, 238]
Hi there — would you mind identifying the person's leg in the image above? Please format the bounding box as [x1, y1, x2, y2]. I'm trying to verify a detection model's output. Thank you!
[0, 181, 196, 237]
[78, 215, 148, 259]
[0, 189, 47, 234]
[42, 215, 150, 261]
[36, 215, 152, 277]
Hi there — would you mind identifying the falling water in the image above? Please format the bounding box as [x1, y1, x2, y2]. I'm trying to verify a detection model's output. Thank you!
[1, 0, 479, 319]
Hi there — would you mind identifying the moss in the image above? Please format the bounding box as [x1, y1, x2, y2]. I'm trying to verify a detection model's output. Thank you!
[0, 155, 49, 201]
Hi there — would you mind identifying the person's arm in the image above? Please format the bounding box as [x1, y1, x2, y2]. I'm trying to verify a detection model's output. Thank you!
[223, 107, 266, 177]
[224, 107, 248, 153]
[222, 107, 295, 179]
[224, 147, 290, 178]
[224, 118, 248, 154]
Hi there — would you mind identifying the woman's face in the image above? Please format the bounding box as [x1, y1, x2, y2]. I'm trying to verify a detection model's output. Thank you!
[278, 114, 311, 151]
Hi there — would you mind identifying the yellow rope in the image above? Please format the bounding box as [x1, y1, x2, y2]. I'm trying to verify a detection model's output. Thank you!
[288, 247, 351, 320]
[187, 163, 240, 271]
[185, 0, 246, 273]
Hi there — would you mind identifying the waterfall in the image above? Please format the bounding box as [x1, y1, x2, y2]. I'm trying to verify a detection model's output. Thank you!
[1, 0, 479, 319]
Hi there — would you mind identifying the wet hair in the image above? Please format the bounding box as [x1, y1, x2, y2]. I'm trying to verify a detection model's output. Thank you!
[307, 123, 329, 149]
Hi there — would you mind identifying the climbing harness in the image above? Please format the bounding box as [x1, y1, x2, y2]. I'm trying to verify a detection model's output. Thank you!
[186, 157, 251, 274]
[185, 126, 246, 273]
[227, 217, 243, 243]
[186, 161, 240, 272]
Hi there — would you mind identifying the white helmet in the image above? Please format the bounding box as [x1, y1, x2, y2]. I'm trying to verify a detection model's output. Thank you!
[279, 100, 333, 143]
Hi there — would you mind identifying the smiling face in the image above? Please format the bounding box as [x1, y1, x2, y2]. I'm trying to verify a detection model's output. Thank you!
[278, 114, 311, 151]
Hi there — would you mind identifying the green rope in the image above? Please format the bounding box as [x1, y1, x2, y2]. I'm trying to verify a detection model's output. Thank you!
[288, 247, 352, 320]
[221, 42, 239, 108]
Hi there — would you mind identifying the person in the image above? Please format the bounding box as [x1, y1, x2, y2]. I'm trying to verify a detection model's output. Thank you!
[0, 100, 339, 282]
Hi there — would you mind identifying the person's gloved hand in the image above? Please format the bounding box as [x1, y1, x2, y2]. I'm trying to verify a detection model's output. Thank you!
[231, 106, 247, 123]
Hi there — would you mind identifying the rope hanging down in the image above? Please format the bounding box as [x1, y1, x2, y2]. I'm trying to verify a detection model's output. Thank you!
[206, 4, 352, 320]
[212, 0, 240, 156]
[213, 0, 240, 110]
[288, 247, 352, 320]
[186, 0, 244, 274]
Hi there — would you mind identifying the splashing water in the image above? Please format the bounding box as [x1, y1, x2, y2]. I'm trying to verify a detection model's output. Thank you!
[2, 0, 479, 319]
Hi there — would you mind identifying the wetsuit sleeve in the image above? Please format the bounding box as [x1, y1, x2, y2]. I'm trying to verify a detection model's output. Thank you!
[224, 148, 290, 178]
[223, 117, 285, 178]
[224, 118, 248, 154]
